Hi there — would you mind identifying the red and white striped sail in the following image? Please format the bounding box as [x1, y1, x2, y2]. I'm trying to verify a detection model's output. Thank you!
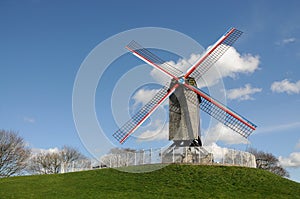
[126, 41, 182, 79]
[113, 83, 179, 144]
[183, 83, 256, 138]
[184, 28, 243, 80]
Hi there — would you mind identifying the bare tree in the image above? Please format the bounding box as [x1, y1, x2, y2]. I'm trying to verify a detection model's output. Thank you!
[247, 148, 290, 178]
[28, 152, 61, 174]
[28, 146, 89, 174]
[60, 146, 87, 172]
[0, 130, 31, 177]
[60, 146, 84, 164]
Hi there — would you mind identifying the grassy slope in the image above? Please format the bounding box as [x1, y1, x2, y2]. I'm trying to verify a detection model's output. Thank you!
[0, 164, 299, 199]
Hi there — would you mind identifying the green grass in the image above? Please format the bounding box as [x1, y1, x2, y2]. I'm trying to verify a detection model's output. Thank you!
[0, 164, 299, 198]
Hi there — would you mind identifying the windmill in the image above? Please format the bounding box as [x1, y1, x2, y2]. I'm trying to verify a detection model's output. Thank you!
[112, 27, 257, 148]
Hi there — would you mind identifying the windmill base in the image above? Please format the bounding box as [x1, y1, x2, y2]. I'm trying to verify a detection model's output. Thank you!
[181, 147, 213, 164]
[162, 145, 214, 164]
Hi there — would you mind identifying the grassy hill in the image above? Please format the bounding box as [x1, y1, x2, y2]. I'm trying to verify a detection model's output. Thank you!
[0, 164, 299, 198]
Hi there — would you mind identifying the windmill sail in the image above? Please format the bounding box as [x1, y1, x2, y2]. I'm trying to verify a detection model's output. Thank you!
[184, 84, 256, 138]
[113, 27, 256, 144]
[126, 40, 183, 79]
[184, 28, 243, 80]
[113, 83, 179, 144]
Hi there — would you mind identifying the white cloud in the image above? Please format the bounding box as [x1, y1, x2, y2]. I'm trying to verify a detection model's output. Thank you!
[204, 143, 255, 167]
[131, 87, 169, 112]
[150, 53, 198, 84]
[150, 46, 260, 88]
[24, 117, 35, 123]
[203, 123, 249, 145]
[279, 152, 300, 168]
[198, 47, 260, 88]
[165, 53, 199, 72]
[276, 37, 296, 45]
[132, 88, 160, 106]
[271, 79, 300, 94]
[130, 88, 169, 142]
[215, 47, 260, 78]
[205, 142, 230, 160]
[283, 38, 296, 44]
[227, 84, 262, 101]
[137, 120, 168, 141]
[31, 147, 60, 155]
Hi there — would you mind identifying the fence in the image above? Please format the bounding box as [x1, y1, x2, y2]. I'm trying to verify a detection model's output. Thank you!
[100, 146, 256, 168]
[60, 159, 92, 173]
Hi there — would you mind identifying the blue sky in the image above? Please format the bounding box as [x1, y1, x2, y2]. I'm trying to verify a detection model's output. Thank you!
[1, 1, 300, 182]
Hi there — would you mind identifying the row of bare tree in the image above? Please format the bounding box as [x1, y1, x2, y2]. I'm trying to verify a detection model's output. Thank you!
[0, 129, 290, 178]
[0, 130, 90, 177]
[28, 146, 91, 175]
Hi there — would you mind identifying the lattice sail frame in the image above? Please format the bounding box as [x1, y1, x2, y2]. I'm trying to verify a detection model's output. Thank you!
[113, 84, 179, 144]
[184, 28, 243, 80]
[113, 27, 256, 144]
[126, 41, 183, 78]
[183, 84, 256, 138]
